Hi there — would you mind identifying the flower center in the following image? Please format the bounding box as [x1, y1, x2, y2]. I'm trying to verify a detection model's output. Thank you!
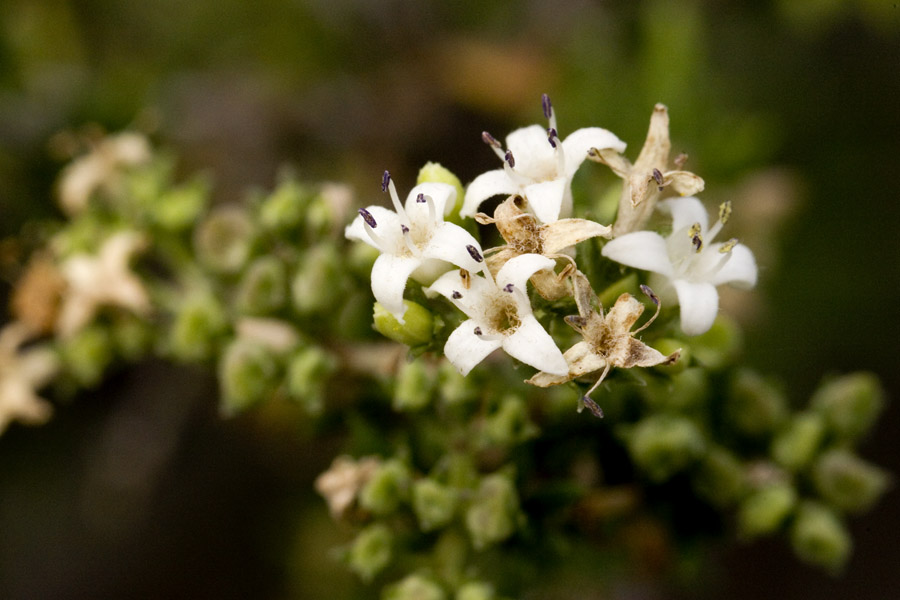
[484, 291, 521, 334]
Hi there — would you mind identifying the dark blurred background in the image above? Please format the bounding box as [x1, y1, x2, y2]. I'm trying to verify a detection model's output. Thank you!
[0, 1, 898, 598]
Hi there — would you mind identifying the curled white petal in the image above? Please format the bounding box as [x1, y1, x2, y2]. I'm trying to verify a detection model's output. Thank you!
[506, 125, 555, 174]
[496, 253, 557, 292]
[405, 182, 457, 220]
[523, 179, 568, 224]
[421, 223, 483, 272]
[712, 243, 757, 288]
[672, 279, 719, 336]
[503, 316, 568, 376]
[561, 127, 626, 176]
[661, 197, 708, 233]
[461, 170, 518, 218]
[370, 254, 421, 320]
[601, 231, 675, 278]
[444, 319, 503, 376]
[344, 205, 403, 250]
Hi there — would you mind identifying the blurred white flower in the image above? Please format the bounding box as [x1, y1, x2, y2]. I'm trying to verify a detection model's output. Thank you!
[315, 455, 382, 520]
[461, 94, 625, 224]
[601, 197, 757, 335]
[0, 322, 59, 435]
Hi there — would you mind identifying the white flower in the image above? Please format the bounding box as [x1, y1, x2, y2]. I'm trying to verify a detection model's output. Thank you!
[56, 231, 151, 337]
[461, 94, 626, 224]
[601, 197, 757, 336]
[345, 172, 484, 322]
[0, 322, 60, 435]
[427, 253, 568, 376]
[314, 455, 382, 519]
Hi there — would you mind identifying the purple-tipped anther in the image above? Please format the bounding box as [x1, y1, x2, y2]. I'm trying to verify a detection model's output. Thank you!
[640, 284, 659, 305]
[401, 224, 410, 234]
[381, 170, 391, 193]
[652, 168, 664, 190]
[451, 291, 462, 300]
[359, 208, 377, 228]
[547, 127, 559, 148]
[482, 131, 501, 148]
[503, 283, 514, 293]
[474, 326, 484, 336]
[466, 245, 484, 263]
[541, 93, 553, 119]
[416, 193, 426, 203]
[504, 150, 515, 168]
[582, 396, 604, 419]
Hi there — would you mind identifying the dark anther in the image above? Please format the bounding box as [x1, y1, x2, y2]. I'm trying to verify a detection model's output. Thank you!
[451, 291, 462, 300]
[505, 150, 515, 168]
[416, 193, 426, 203]
[582, 396, 605, 419]
[541, 93, 552, 119]
[359, 208, 377, 228]
[652, 168, 664, 191]
[381, 171, 391, 192]
[640, 284, 660, 305]
[474, 326, 483, 336]
[466, 245, 484, 263]
[565, 315, 588, 329]
[401, 224, 409, 234]
[503, 283, 514, 293]
[482, 131, 501, 148]
[513, 196, 525, 208]
[691, 234, 703, 253]
[547, 127, 558, 148]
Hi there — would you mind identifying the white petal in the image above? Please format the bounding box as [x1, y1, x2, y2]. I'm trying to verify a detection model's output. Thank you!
[405, 182, 457, 220]
[370, 254, 421, 320]
[496, 253, 557, 292]
[344, 205, 403, 250]
[503, 316, 568, 375]
[672, 279, 719, 336]
[523, 178, 567, 224]
[561, 127, 626, 176]
[660, 197, 708, 233]
[444, 319, 502, 375]
[505, 125, 555, 175]
[461, 170, 518, 218]
[601, 231, 674, 277]
[426, 269, 493, 318]
[712, 243, 758, 288]
[422, 223, 483, 271]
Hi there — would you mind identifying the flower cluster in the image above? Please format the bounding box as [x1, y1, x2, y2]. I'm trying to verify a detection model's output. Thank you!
[348, 95, 758, 409]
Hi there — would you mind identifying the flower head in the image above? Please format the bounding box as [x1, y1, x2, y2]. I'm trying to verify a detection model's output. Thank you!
[56, 231, 151, 337]
[427, 253, 568, 376]
[462, 94, 625, 224]
[601, 196, 757, 335]
[0, 322, 60, 435]
[345, 172, 484, 322]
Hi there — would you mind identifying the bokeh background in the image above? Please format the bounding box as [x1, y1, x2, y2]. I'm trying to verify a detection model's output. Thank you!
[0, 1, 898, 598]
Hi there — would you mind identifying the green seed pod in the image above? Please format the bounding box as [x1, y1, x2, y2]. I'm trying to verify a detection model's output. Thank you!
[59, 325, 114, 387]
[259, 179, 311, 231]
[286, 345, 336, 415]
[725, 369, 788, 438]
[372, 301, 434, 347]
[625, 415, 706, 482]
[359, 459, 411, 517]
[810, 372, 885, 442]
[394, 359, 435, 412]
[291, 243, 343, 315]
[383, 574, 447, 600]
[236, 256, 287, 316]
[812, 448, 890, 513]
[456, 582, 495, 600]
[347, 523, 393, 583]
[737, 482, 797, 539]
[218, 339, 279, 416]
[168, 292, 229, 362]
[412, 478, 457, 531]
[771, 412, 826, 472]
[693, 445, 747, 508]
[193, 206, 255, 274]
[790, 501, 852, 573]
[465, 473, 521, 550]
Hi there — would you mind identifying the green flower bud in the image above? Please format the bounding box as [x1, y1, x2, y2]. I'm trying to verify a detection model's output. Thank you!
[771, 412, 826, 472]
[152, 178, 209, 231]
[383, 574, 447, 600]
[359, 459, 411, 516]
[625, 415, 706, 482]
[725, 369, 788, 438]
[438, 361, 477, 405]
[465, 473, 521, 550]
[646, 367, 709, 412]
[218, 339, 279, 416]
[737, 483, 797, 539]
[483, 395, 538, 446]
[347, 523, 393, 582]
[653, 338, 691, 374]
[60, 325, 114, 387]
[790, 501, 852, 572]
[193, 207, 255, 274]
[456, 582, 495, 600]
[812, 448, 890, 513]
[259, 179, 311, 231]
[236, 256, 287, 315]
[597, 273, 639, 310]
[693, 446, 747, 508]
[373, 301, 434, 347]
[111, 315, 153, 361]
[291, 244, 343, 315]
[432, 453, 480, 491]
[305, 183, 353, 237]
[418, 162, 465, 220]
[689, 315, 742, 369]
[394, 359, 435, 412]
[413, 478, 457, 531]
[168, 292, 229, 362]
[810, 372, 885, 442]
[286, 345, 337, 415]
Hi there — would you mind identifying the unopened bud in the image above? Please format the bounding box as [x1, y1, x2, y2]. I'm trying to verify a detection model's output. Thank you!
[412, 479, 457, 531]
[465, 473, 522, 550]
[394, 359, 435, 412]
[483, 395, 538, 446]
[59, 325, 114, 387]
[359, 459, 410, 516]
[738, 483, 796, 539]
[726, 369, 788, 438]
[810, 372, 885, 442]
[237, 256, 287, 316]
[373, 301, 434, 347]
[259, 179, 311, 230]
[438, 361, 478, 405]
[383, 575, 446, 600]
[456, 582, 495, 600]
[168, 292, 229, 362]
[286, 345, 337, 415]
[292, 244, 342, 315]
[693, 445, 747, 508]
[347, 523, 392, 582]
[771, 412, 826, 472]
[790, 501, 852, 572]
[152, 178, 210, 231]
[812, 448, 890, 513]
[218, 339, 279, 416]
[193, 207, 255, 274]
[626, 415, 706, 482]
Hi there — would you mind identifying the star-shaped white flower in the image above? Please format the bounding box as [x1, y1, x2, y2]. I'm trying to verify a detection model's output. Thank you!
[345, 172, 484, 322]
[461, 94, 626, 224]
[0, 322, 60, 435]
[601, 197, 757, 336]
[427, 253, 568, 377]
[57, 231, 151, 337]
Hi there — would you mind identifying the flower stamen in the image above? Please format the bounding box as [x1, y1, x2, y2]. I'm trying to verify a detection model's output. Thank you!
[482, 131, 506, 160]
[381, 171, 409, 223]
